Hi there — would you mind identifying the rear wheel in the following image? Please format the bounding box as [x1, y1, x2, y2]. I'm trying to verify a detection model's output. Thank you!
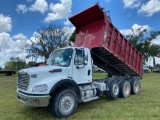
[50, 89, 78, 118]
[119, 80, 131, 98]
[130, 79, 141, 94]
[106, 80, 119, 99]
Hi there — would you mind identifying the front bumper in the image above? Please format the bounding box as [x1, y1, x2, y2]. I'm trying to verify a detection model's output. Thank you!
[17, 91, 50, 107]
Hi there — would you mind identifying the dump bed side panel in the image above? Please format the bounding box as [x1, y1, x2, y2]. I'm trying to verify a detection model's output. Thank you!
[103, 20, 143, 76]
[69, 3, 143, 77]
[75, 19, 104, 49]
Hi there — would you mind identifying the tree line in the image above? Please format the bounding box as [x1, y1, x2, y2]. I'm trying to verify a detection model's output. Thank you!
[3, 57, 37, 71]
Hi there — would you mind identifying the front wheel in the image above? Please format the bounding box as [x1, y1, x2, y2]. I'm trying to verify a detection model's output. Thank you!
[106, 80, 119, 99]
[50, 89, 78, 118]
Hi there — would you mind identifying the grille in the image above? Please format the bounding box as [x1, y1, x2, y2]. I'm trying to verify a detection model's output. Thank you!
[18, 73, 30, 90]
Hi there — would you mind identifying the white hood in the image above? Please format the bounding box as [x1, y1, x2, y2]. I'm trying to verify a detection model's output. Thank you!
[19, 65, 62, 74]
[18, 65, 71, 94]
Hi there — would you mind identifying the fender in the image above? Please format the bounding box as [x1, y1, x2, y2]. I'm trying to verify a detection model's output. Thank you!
[49, 79, 81, 102]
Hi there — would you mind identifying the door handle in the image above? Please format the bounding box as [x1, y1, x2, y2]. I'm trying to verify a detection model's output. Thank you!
[88, 69, 91, 76]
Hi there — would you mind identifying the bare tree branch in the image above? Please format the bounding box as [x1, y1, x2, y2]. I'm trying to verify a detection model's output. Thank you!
[25, 23, 68, 63]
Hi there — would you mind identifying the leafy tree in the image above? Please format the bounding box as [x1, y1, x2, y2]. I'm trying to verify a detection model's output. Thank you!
[4, 57, 26, 70]
[126, 28, 160, 64]
[155, 64, 160, 67]
[69, 30, 76, 43]
[27, 61, 36, 67]
[10, 57, 16, 62]
[0, 66, 2, 70]
[25, 23, 68, 63]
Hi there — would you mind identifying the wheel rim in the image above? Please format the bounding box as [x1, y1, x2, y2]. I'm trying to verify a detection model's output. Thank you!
[113, 84, 119, 95]
[135, 82, 139, 92]
[125, 84, 130, 95]
[59, 93, 75, 115]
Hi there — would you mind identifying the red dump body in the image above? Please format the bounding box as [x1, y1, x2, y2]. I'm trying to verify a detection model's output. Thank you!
[69, 3, 143, 77]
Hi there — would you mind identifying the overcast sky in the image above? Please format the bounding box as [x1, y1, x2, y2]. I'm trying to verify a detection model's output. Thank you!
[0, 0, 160, 68]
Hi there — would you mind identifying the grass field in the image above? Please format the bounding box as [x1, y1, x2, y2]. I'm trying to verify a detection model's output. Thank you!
[0, 73, 160, 120]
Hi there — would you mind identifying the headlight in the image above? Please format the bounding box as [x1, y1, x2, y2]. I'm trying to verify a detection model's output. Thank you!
[32, 84, 48, 92]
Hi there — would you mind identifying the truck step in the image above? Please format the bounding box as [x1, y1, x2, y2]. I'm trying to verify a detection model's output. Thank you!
[82, 96, 99, 102]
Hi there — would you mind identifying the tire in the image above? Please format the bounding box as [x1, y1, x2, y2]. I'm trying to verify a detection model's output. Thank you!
[106, 80, 119, 99]
[130, 79, 141, 94]
[119, 80, 131, 98]
[50, 89, 78, 118]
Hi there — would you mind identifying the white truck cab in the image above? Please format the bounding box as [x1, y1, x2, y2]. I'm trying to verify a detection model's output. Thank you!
[17, 47, 100, 117]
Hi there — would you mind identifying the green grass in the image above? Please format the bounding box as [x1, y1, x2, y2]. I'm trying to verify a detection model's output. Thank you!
[0, 73, 160, 120]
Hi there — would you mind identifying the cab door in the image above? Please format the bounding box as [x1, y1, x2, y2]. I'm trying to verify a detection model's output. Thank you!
[72, 48, 92, 84]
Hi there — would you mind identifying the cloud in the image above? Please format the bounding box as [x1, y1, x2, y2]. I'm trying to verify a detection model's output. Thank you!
[0, 32, 39, 68]
[16, 0, 72, 23]
[152, 35, 160, 45]
[0, 14, 12, 33]
[63, 26, 75, 40]
[138, 0, 160, 17]
[44, 0, 72, 22]
[120, 24, 150, 36]
[0, 32, 27, 67]
[29, 0, 48, 13]
[12, 33, 27, 40]
[64, 19, 71, 25]
[16, 0, 48, 14]
[0, 32, 13, 50]
[123, 0, 141, 8]
[120, 24, 160, 45]
[16, 4, 28, 13]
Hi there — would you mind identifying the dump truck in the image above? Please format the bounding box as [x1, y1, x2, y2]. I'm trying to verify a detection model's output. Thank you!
[16, 3, 143, 118]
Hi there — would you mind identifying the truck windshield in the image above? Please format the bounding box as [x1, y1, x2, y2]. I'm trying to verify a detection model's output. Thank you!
[47, 48, 73, 67]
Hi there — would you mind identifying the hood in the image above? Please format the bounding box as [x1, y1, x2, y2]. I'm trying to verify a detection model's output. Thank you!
[18, 65, 70, 93]
[19, 65, 63, 74]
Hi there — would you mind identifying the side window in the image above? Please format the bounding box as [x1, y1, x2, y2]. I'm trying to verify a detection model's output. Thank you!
[84, 50, 88, 65]
[75, 49, 83, 65]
